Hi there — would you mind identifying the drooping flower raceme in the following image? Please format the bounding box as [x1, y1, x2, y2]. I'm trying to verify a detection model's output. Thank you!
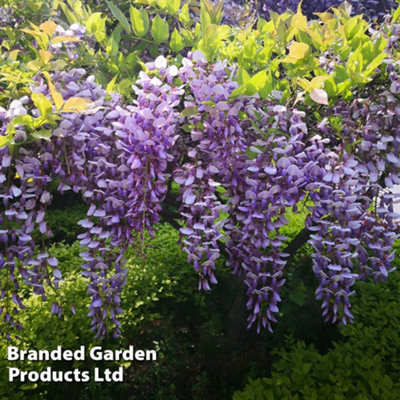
[307, 66, 400, 324]
[1, 44, 400, 338]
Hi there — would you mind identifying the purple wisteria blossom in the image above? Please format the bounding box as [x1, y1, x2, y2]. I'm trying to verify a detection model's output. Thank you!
[240, 0, 397, 21]
[1, 36, 400, 338]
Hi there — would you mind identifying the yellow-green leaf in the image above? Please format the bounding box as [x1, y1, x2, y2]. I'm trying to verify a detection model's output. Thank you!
[156, 0, 168, 9]
[344, 16, 363, 41]
[32, 129, 52, 141]
[59, 1, 78, 24]
[229, 85, 247, 99]
[281, 42, 310, 63]
[106, 74, 119, 94]
[179, 3, 191, 26]
[26, 60, 42, 71]
[297, 78, 312, 91]
[39, 50, 53, 65]
[167, 0, 180, 14]
[39, 21, 58, 37]
[314, 12, 334, 24]
[180, 106, 198, 117]
[170, 28, 184, 52]
[304, 27, 323, 50]
[393, 5, 400, 22]
[151, 15, 169, 43]
[86, 12, 105, 36]
[238, 68, 250, 85]
[9, 115, 35, 130]
[245, 69, 267, 96]
[365, 52, 387, 76]
[291, 3, 307, 31]
[0, 135, 10, 148]
[32, 92, 52, 116]
[8, 50, 20, 60]
[130, 6, 149, 37]
[310, 76, 329, 89]
[21, 28, 49, 49]
[51, 35, 81, 44]
[43, 72, 64, 110]
[62, 97, 91, 113]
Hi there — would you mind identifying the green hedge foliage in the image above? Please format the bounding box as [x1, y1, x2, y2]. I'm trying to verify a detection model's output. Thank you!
[234, 245, 400, 400]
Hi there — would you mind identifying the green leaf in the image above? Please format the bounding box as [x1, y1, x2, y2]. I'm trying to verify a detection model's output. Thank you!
[229, 85, 247, 99]
[106, 74, 119, 94]
[106, 0, 131, 33]
[85, 12, 107, 43]
[62, 97, 91, 113]
[130, 6, 149, 37]
[0, 135, 10, 148]
[32, 129, 52, 141]
[106, 25, 122, 57]
[258, 73, 273, 98]
[170, 28, 184, 52]
[117, 78, 133, 96]
[32, 92, 52, 117]
[324, 77, 337, 98]
[281, 42, 309, 63]
[10, 115, 35, 130]
[365, 52, 387, 76]
[167, 0, 180, 14]
[151, 15, 169, 43]
[393, 5, 400, 22]
[180, 106, 198, 117]
[179, 3, 191, 26]
[59, 1, 77, 24]
[237, 68, 250, 85]
[245, 69, 267, 96]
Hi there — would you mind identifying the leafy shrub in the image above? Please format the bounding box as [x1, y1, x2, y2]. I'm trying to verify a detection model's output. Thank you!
[233, 247, 400, 400]
[0, 233, 183, 399]
[0, 219, 332, 400]
[33, 202, 87, 244]
[1, 0, 400, 349]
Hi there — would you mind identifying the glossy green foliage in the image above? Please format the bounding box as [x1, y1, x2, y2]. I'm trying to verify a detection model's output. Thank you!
[225, 3, 396, 104]
[55, 0, 195, 98]
[4, 0, 399, 107]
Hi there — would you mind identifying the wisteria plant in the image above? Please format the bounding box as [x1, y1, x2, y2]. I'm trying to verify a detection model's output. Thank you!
[1, 1, 400, 339]
[1, 46, 400, 338]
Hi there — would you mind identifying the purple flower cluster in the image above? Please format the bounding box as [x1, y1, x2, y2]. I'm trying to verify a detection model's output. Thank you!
[224, 106, 315, 332]
[157, 52, 399, 331]
[307, 64, 400, 324]
[28, 59, 183, 338]
[0, 99, 61, 336]
[236, 0, 397, 21]
[1, 37, 400, 338]
[173, 55, 243, 291]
